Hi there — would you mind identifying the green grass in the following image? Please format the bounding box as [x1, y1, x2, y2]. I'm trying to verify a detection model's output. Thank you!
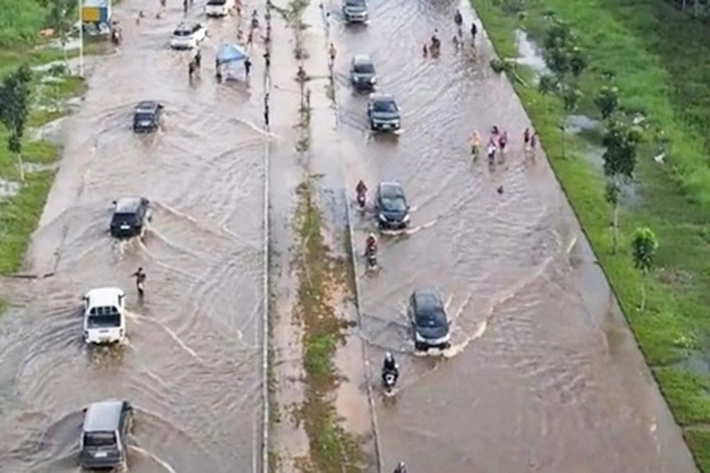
[473, 0, 710, 470]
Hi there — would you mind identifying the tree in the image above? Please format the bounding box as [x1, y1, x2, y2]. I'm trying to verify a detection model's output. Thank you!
[594, 85, 619, 119]
[569, 47, 588, 78]
[538, 74, 558, 117]
[0, 65, 33, 181]
[562, 86, 582, 112]
[631, 227, 659, 312]
[43, 0, 78, 67]
[605, 180, 621, 253]
[602, 119, 640, 179]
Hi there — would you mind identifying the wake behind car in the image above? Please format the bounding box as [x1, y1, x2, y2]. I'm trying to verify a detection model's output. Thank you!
[342, 0, 368, 23]
[408, 289, 451, 351]
[350, 54, 377, 90]
[82, 288, 126, 345]
[110, 197, 150, 238]
[170, 21, 207, 49]
[205, 0, 235, 17]
[132, 100, 163, 133]
[79, 399, 133, 470]
[375, 181, 410, 230]
[367, 93, 400, 131]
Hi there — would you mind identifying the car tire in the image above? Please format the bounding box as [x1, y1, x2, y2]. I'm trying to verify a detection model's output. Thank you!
[414, 341, 426, 351]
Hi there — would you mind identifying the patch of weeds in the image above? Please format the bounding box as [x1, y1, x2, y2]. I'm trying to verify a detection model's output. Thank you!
[268, 449, 282, 473]
[292, 180, 365, 473]
[685, 429, 710, 473]
[654, 367, 710, 425]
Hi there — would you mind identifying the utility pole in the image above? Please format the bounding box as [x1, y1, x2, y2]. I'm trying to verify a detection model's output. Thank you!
[78, 0, 84, 77]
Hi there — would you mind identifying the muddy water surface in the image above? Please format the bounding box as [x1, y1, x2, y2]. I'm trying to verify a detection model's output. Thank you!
[323, 0, 698, 471]
[0, 1, 267, 472]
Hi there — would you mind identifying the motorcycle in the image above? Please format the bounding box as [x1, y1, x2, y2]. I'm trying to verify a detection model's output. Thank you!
[356, 191, 366, 209]
[382, 369, 397, 393]
[365, 246, 377, 269]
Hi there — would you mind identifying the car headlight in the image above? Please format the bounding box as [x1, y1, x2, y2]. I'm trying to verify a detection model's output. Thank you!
[403, 214, 410, 222]
[370, 77, 377, 83]
[378, 213, 387, 222]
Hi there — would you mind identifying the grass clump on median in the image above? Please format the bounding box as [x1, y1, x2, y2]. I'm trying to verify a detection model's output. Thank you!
[293, 180, 365, 473]
[472, 0, 710, 469]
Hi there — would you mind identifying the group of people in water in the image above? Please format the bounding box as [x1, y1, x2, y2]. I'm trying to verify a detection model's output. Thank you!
[424, 9, 477, 57]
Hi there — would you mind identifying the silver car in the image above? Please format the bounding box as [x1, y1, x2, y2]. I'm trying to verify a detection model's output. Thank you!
[350, 54, 377, 90]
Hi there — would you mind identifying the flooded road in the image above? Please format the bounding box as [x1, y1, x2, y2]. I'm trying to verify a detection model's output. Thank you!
[0, 1, 267, 472]
[323, 0, 698, 471]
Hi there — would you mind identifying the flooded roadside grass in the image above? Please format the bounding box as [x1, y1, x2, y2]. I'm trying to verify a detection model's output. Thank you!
[293, 179, 365, 473]
[473, 0, 710, 469]
[0, 37, 104, 277]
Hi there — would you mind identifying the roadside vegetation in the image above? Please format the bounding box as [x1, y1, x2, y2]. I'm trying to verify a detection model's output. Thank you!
[0, 0, 102, 276]
[472, 0, 710, 469]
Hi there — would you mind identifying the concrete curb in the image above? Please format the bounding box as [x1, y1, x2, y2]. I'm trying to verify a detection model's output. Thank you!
[261, 2, 273, 473]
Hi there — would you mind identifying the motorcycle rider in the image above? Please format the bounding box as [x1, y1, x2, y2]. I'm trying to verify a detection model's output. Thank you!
[365, 233, 378, 256]
[356, 179, 367, 205]
[393, 461, 407, 473]
[132, 267, 146, 296]
[382, 352, 399, 384]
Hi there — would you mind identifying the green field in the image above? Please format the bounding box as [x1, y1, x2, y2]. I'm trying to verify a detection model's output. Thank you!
[472, 0, 710, 469]
[0, 0, 98, 275]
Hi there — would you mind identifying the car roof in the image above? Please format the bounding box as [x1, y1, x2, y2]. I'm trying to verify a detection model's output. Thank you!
[83, 400, 124, 432]
[413, 289, 444, 313]
[135, 100, 158, 111]
[370, 93, 395, 102]
[378, 181, 404, 196]
[352, 54, 373, 66]
[114, 197, 145, 213]
[84, 287, 124, 307]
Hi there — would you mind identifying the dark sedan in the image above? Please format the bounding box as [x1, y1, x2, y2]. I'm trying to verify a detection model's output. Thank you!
[408, 289, 451, 351]
[375, 181, 410, 230]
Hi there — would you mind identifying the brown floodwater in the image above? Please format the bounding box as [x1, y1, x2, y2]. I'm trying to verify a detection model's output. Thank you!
[318, 0, 700, 471]
[0, 1, 269, 472]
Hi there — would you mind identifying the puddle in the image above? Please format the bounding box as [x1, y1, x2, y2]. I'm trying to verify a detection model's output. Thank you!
[514, 29, 549, 78]
[22, 162, 59, 173]
[0, 179, 21, 199]
[678, 352, 710, 376]
[32, 116, 67, 144]
[565, 114, 599, 134]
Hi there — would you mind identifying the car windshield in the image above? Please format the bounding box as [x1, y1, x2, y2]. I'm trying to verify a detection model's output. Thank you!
[381, 194, 406, 212]
[354, 63, 374, 73]
[134, 112, 153, 122]
[112, 212, 137, 224]
[174, 28, 192, 36]
[373, 100, 397, 113]
[207, 0, 226, 4]
[345, 0, 365, 6]
[88, 314, 121, 328]
[84, 432, 116, 448]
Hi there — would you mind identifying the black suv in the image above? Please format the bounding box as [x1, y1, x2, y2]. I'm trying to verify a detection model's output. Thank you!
[79, 400, 133, 470]
[408, 289, 451, 351]
[350, 54, 377, 91]
[132, 101, 163, 133]
[110, 197, 150, 238]
[367, 93, 401, 131]
[375, 182, 410, 230]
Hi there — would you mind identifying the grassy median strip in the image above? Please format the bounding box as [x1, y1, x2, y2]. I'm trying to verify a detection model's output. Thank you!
[293, 179, 365, 473]
[472, 0, 710, 468]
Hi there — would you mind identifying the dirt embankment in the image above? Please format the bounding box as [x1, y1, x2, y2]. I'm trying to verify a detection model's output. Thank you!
[268, 0, 377, 472]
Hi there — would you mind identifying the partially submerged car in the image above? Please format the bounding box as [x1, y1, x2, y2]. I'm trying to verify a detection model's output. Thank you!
[170, 21, 207, 49]
[82, 287, 126, 345]
[349, 54, 377, 91]
[342, 0, 368, 23]
[110, 197, 150, 239]
[407, 289, 451, 351]
[79, 399, 133, 470]
[367, 93, 400, 131]
[375, 181, 410, 230]
[132, 100, 163, 133]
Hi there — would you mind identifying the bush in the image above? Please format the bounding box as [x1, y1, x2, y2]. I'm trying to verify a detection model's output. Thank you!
[0, 0, 47, 47]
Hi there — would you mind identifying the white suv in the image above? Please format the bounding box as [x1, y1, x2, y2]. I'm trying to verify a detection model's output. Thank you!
[170, 22, 207, 49]
[82, 288, 127, 345]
